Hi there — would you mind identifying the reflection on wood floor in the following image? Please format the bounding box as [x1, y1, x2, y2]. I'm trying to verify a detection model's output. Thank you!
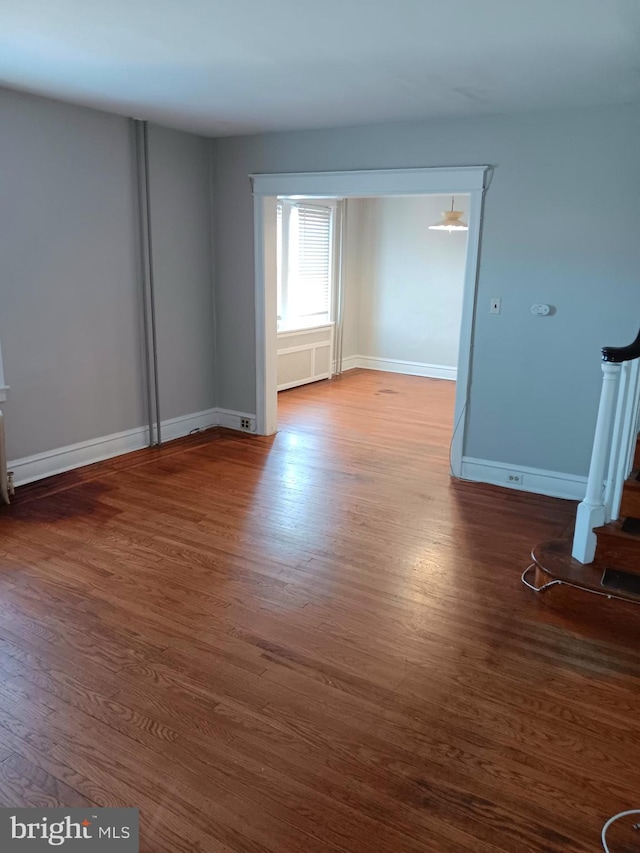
[0, 368, 636, 852]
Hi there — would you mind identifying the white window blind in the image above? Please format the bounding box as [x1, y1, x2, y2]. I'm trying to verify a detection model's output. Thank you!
[277, 201, 333, 328]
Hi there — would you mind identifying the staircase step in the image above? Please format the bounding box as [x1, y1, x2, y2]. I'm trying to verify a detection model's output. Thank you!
[531, 539, 640, 604]
[602, 567, 640, 596]
[594, 518, 640, 575]
[619, 470, 640, 519]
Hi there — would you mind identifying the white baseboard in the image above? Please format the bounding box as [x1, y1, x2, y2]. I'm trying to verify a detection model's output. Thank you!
[336, 355, 457, 381]
[161, 409, 219, 441]
[338, 356, 361, 373]
[8, 407, 256, 487]
[9, 426, 151, 488]
[460, 456, 587, 501]
[215, 408, 257, 433]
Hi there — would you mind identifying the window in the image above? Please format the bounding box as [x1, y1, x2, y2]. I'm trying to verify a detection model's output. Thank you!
[277, 200, 335, 330]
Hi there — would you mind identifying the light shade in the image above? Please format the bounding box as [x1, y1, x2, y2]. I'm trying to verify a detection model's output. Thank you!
[429, 198, 468, 232]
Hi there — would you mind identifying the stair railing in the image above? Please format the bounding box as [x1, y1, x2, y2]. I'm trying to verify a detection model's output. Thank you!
[572, 329, 640, 563]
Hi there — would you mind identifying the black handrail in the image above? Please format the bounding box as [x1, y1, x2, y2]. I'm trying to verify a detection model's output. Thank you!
[602, 329, 640, 363]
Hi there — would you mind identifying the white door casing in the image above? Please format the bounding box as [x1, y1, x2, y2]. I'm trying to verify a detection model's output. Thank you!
[251, 166, 488, 476]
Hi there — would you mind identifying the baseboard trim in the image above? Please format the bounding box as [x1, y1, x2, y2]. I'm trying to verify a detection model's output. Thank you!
[460, 456, 587, 501]
[338, 356, 361, 373]
[161, 409, 219, 442]
[337, 355, 457, 381]
[9, 407, 256, 487]
[215, 408, 257, 433]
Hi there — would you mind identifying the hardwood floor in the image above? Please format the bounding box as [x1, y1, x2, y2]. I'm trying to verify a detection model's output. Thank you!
[1, 369, 639, 852]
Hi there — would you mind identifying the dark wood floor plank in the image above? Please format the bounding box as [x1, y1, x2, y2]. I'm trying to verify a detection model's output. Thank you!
[0, 370, 634, 851]
[0, 753, 92, 809]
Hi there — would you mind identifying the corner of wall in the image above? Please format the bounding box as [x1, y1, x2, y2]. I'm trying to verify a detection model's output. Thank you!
[208, 137, 219, 409]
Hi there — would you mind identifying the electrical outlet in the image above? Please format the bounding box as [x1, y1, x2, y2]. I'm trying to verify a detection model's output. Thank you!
[490, 298, 501, 314]
[506, 471, 523, 485]
[240, 417, 251, 431]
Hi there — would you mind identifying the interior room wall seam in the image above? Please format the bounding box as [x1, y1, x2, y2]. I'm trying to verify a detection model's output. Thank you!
[209, 138, 219, 407]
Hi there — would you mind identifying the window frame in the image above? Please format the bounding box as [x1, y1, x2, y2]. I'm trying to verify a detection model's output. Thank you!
[277, 197, 339, 332]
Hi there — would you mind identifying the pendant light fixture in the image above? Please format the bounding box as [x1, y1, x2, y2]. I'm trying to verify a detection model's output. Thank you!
[428, 197, 468, 232]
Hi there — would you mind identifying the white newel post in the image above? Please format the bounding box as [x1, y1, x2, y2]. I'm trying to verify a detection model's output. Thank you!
[572, 362, 622, 563]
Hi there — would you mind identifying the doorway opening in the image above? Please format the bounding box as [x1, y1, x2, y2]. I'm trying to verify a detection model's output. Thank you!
[276, 192, 469, 391]
[252, 167, 488, 476]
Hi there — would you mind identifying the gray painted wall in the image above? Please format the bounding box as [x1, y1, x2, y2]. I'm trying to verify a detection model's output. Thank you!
[147, 125, 216, 420]
[212, 105, 640, 476]
[0, 88, 215, 461]
[343, 196, 467, 367]
[341, 199, 364, 360]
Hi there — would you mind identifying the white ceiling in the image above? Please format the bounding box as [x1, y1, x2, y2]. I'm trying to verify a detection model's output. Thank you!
[1, 0, 639, 137]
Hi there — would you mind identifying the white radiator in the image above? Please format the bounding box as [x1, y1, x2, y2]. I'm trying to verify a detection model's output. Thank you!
[277, 324, 334, 391]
